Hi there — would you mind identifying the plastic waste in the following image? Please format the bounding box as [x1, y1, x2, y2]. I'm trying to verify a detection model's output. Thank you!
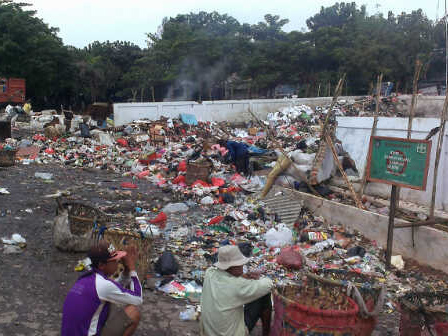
[277, 247, 303, 270]
[391, 255, 405, 270]
[35, 172, 53, 180]
[154, 251, 179, 275]
[2, 233, 26, 245]
[179, 306, 197, 321]
[200, 196, 214, 205]
[162, 203, 189, 214]
[264, 224, 293, 247]
[0, 188, 10, 194]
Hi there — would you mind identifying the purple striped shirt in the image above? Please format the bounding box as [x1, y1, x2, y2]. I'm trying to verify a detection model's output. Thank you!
[61, 269, 142, 336]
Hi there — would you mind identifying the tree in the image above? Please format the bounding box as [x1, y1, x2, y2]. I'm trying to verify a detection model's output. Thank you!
[0, 0, 77, 108]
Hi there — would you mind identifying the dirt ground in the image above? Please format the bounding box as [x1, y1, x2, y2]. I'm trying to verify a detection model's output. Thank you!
[0, 163, 202, 335]
[0, 162, 400, 335]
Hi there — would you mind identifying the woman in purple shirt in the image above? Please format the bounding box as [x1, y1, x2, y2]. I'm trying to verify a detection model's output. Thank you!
[61, 241, 142, 336]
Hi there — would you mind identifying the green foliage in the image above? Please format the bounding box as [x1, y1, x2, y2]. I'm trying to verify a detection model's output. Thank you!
[0, 0, 76, 108]
[0, 1, 445, 107]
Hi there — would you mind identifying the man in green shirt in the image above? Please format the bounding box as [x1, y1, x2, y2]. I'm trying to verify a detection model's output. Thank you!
[200, 245, 273, 336]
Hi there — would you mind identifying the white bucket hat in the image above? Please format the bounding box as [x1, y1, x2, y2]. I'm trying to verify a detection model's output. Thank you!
[214, 245, 249, 270]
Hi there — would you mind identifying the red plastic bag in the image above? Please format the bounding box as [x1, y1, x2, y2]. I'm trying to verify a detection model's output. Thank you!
[150, 212, 167, 225]
[178, 160, 187, 172]
[172, 175, 186, 184]
[116, 138, 128, 147]
[211, 177, 225, 187]
[276, 247, 303, 270]
[137, 170, 150, 179]
[208, 216, 224, 225]
[120, 182, 138, 189]
[191, 180, 210, 187]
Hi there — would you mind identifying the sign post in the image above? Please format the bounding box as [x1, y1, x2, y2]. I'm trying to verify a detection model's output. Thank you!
[366, 136, 432, 269]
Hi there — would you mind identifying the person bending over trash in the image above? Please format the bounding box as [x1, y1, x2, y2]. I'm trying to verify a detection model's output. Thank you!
[61, 241, 143, 336]
[200, 245, 273, 336]
[219, 139, 251, 176]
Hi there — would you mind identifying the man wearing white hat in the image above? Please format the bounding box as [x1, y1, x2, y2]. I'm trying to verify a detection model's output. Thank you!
[200, 245, 273, 336]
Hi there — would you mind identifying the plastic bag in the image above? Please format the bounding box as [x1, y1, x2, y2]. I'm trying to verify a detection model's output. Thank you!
[162, 203, 189, 214]
[154, 251, 179, 275]
[200, 196, 214, 205]
[276, 247, 303, 270]
[179, 306, 197, 321]
[264, 224, 293, 247]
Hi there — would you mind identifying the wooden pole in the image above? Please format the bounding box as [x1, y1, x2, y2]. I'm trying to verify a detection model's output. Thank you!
[359, 74, 383, 197]
[386, 185, 398, 269]
[317, 84, 321, 97]
[402, 60, 422, 246]
[407, 61, 423, 139]
[430, 86, 448, 217]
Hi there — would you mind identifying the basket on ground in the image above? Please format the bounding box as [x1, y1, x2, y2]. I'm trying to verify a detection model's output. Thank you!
[99, 228, 153, 282]
[0, 149, 16, 167]
[272, 283, 360, 336]
[185, 159, 213, 185]
[305, 270, 384, 336]
[399, 290, 448, 336]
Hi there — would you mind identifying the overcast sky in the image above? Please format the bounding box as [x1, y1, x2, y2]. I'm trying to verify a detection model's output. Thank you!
[27, 0, 443, 48]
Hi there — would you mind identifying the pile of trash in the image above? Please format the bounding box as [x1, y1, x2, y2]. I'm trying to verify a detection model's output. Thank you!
[2, 101, 446, 321]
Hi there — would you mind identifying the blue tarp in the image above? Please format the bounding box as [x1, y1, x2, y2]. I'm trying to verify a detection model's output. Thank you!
[180, 113, 198, 126]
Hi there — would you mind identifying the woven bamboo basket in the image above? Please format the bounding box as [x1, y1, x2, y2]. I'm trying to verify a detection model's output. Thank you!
[0, 149, 17, 167]
[272, 282, 359, 336]
[185, 159, 213, 185]
[99, 228, 153, 281]
[399, 290, 448, 336]
[57, 200, 116, 236]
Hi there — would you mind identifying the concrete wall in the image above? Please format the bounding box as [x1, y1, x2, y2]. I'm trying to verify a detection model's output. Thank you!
[113, 97, 356, 126]
[270, 186, 448, 274]
[399, 95, 445, 117]
[336, 117, 448, 211]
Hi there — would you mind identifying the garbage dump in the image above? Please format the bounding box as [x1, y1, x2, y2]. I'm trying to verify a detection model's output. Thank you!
[1, 100, 447, 336]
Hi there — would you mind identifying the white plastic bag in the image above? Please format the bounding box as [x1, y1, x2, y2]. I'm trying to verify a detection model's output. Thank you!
[200, 196, 214, 205]
[162, 202, 189, 214]
[264, 224, 293, 247]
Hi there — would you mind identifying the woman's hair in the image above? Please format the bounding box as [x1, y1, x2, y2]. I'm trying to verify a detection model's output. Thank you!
[218, 139, 227, 148]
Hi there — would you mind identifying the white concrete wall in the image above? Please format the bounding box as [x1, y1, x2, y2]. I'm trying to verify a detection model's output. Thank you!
[270, 186, 448, 274]
[113, 97, 351, 126]
[336, 117, 448, 211]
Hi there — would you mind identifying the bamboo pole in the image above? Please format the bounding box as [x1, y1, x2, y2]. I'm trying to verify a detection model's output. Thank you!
[359, 74, 383, 197]
[402, 60, 422, 246]
[407, 61, 423, 139]
[430, 86, 448, 217]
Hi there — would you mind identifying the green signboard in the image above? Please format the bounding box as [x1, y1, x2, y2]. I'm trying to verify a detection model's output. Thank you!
[366, 136, 432, 190]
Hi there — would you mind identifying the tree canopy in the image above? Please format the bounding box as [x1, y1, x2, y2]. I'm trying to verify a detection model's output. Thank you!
[0, 1, 445, 109]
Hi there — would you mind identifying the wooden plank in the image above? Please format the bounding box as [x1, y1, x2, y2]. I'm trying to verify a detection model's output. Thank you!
[386, 185, 398, 269]
[394, 218, 448, 229]
[359, 74, 382, 197]
[430, 85, 448, 217]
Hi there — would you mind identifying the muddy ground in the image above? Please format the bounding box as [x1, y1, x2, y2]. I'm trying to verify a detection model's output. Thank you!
[0, 162, 400, 335]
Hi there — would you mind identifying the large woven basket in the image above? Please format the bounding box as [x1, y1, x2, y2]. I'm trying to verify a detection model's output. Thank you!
[272, 283, 359, 336]
[101, 228, 153, 281]
[399, 291, 448, 336]
[0, 149, 17, 167]
[185, 159, 213, 185]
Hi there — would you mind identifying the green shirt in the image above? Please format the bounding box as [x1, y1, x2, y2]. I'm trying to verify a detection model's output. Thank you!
[200, 267, 273, 336]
